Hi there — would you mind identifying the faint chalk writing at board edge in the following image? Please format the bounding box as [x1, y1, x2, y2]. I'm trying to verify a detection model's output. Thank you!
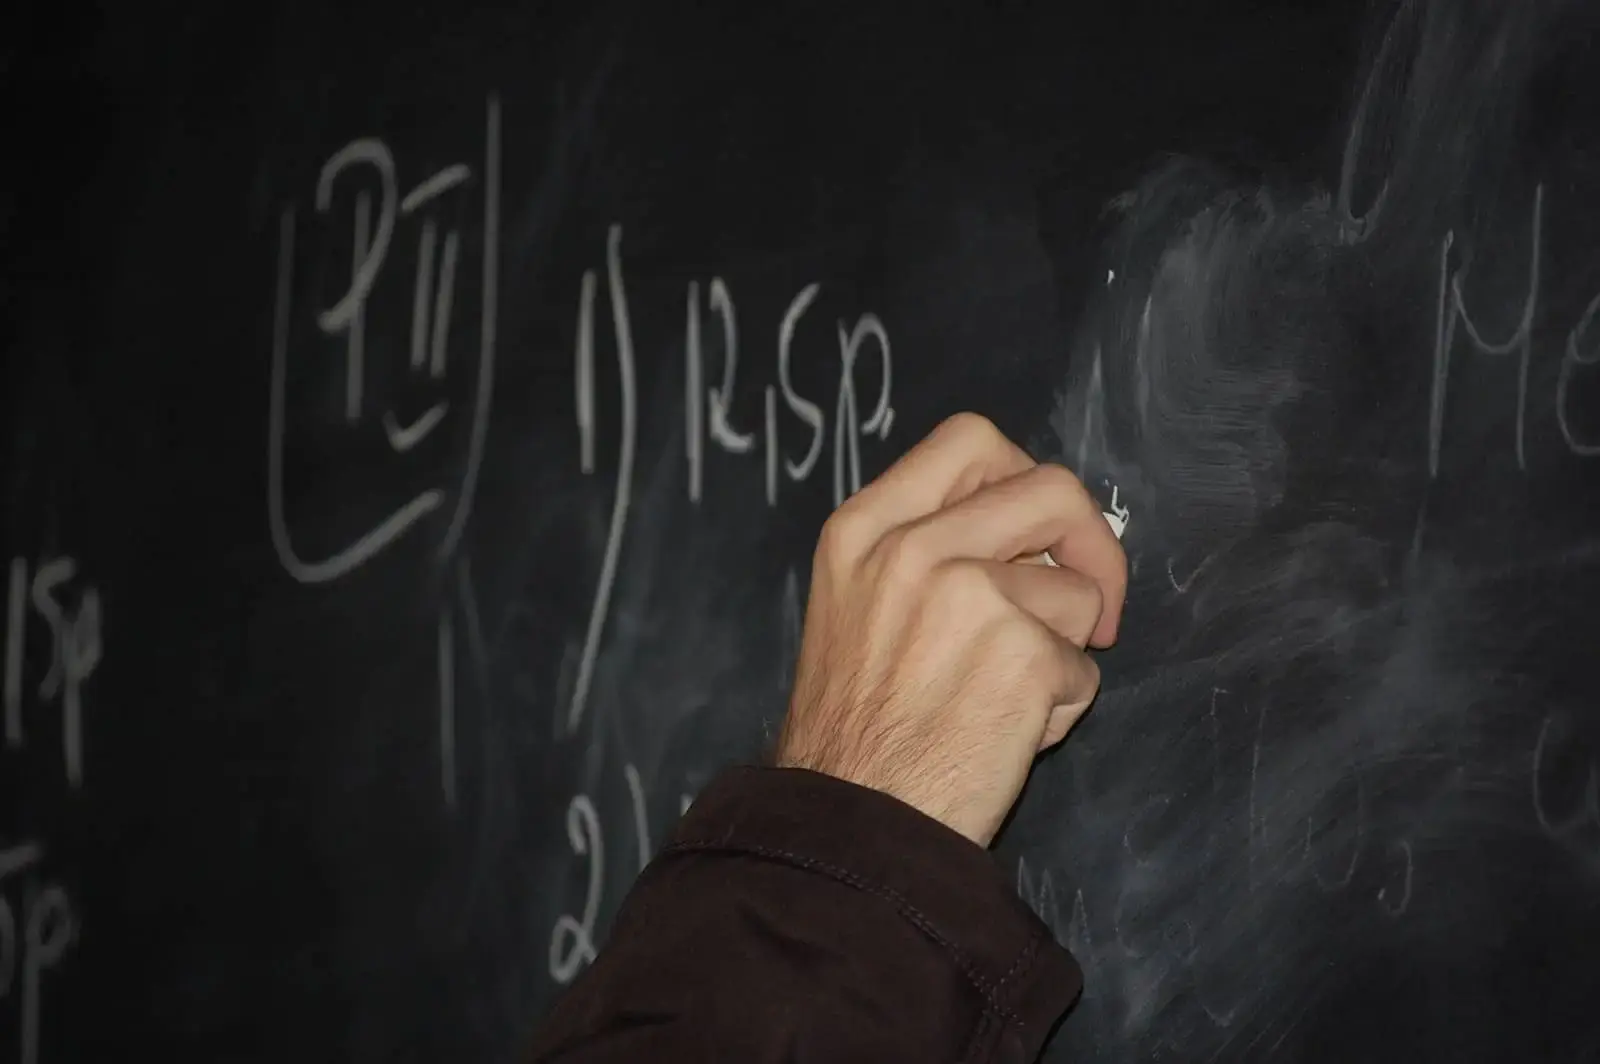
[5, 555, 101, 788]
[0, 841, 77, 1064]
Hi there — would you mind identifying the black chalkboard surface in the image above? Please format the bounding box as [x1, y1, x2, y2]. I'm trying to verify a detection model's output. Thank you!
[4, 0, 1599, 1061]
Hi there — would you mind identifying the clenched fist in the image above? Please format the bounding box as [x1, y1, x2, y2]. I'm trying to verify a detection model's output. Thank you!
[776, 413, 1128, 846]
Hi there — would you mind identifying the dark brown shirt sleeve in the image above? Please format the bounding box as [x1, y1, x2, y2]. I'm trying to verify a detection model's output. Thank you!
[527, 766, 1081, 1063]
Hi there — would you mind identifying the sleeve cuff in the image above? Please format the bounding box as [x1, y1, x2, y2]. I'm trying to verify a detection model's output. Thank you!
[664, 765, 1082, 1052]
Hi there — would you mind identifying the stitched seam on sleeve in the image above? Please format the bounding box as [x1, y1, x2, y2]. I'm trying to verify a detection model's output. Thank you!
[994, 932, 1040, 996]
[662, 838, 1031, 1024]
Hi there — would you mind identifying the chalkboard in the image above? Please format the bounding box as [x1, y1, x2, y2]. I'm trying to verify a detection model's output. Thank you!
[5, 0, 1599, 1061]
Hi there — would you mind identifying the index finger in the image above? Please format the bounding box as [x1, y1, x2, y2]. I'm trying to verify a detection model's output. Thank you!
[841, 412, 1034, 542]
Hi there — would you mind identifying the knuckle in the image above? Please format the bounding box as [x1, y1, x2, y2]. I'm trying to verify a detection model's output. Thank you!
[928, 559, 994, 608]
[816, 503, 869, 565]
[1061, 646, 1100, 704]
[1021, 623, 1076, 692]
[937, 411, 1002, 450]
[1033, 461, 1086, 497]
[1072, 653, 1104, 705]
[877, 524, 938, 580]
[1025, 621, 1067, 669]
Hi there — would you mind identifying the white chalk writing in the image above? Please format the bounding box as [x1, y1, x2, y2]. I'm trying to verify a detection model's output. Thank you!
[1334, 0, 1412, 243]
[269, 95, 501, 806]
[576, 269, 599, 476]
[1165, 551, 1215, 595]
[778, 284, 825, 483]
[623, 763, 651, 874]
[548, 795, 602, 984]
[567, 225, 638, 737]
[683, 282, 705, 500]
[549, 764, 697, 985]
[1378, 839, 1414, 917]
[1532, 712, 1600, 844]
[1248, 698, 1267, 894]
[269, 99, 498, 583]
[832, 314, 894, 506]
[1304, 771, 1364, 893]
[764, 385, 779, 506]
[682, 277, 895, 509]
[1017, 856, 1064, 942]
[1426, 185, 1589, 475]
[1559, 286, 1600, 457]
[4, 556, 101, 787]
[705, 279, 754, 456]
[0, 842, 75, 1064]
[1074, 344, 1105, 475]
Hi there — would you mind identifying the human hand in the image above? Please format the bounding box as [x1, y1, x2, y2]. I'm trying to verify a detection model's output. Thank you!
[775, 413, 1128, 846]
